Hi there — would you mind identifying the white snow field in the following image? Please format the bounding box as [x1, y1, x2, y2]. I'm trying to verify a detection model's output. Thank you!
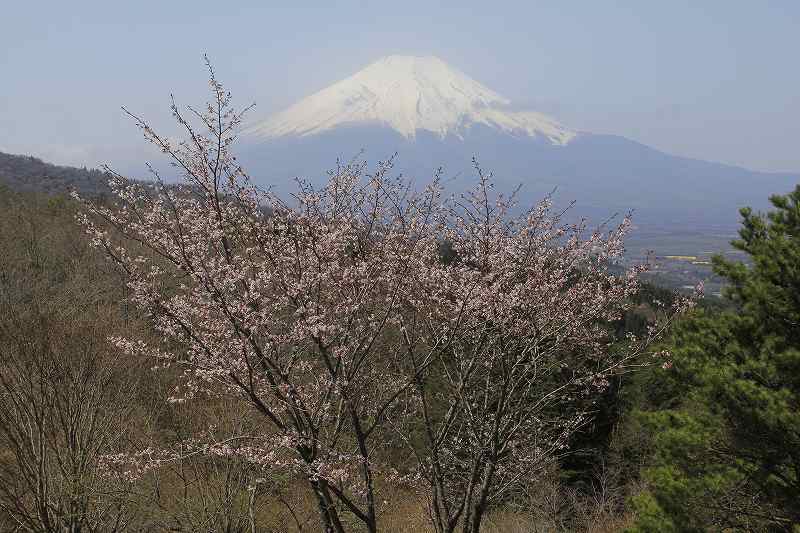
[244, 55, 576, 145]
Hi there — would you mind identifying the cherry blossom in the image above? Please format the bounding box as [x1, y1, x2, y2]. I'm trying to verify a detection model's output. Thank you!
[75, 62, 690, 533]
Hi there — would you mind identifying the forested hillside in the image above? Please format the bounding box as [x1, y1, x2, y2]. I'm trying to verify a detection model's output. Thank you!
[0, 151, 112, 196]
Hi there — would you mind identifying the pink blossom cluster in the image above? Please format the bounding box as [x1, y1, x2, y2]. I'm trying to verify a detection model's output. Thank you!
[74, 67, 692, 532]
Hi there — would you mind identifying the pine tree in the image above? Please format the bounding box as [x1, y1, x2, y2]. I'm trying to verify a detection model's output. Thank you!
[630, 185, 800, 531]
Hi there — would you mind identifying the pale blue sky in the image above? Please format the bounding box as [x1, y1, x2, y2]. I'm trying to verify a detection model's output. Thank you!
[1, 1, 798, 173]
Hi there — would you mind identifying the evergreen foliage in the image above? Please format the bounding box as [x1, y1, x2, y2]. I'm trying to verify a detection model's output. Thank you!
[629, 186, 800, 531]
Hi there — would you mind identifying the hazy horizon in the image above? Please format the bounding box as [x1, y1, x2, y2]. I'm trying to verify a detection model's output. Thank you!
[2, 1, 799, 176]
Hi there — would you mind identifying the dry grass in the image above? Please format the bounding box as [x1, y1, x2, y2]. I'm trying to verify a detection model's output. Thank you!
[242, 485, 634, 532]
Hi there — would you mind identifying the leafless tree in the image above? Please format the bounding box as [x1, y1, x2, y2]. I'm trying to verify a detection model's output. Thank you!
[0, 306, 142, 532]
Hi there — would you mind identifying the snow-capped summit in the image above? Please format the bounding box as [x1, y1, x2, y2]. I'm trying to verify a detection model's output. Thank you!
[245, 55, 576, 145]
[238, 55, 798, 230]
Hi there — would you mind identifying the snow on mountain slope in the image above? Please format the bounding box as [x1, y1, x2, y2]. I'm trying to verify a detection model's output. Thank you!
[245, 55, 576, 145]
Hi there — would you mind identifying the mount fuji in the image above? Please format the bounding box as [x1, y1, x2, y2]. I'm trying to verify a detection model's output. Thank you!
[240, 55, 796, 229]
[245, 55, 576, 145]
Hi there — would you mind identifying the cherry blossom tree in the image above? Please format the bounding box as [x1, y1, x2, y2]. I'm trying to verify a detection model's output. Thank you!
[74, 62, 691, 533]
[75, 60, 462, 533]
[397, 166, 693, 533]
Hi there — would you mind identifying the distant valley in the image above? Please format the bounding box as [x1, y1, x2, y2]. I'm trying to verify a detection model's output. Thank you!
[0, 147, 735, 296]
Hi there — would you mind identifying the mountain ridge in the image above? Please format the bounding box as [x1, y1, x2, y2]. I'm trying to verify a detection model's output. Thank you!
[0, 151, 112, 197]
[238, 55, 797, 229]
[239, 126, 798, 229]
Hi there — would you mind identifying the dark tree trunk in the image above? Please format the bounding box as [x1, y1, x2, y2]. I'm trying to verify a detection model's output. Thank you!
[310, 479, 345, 533]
